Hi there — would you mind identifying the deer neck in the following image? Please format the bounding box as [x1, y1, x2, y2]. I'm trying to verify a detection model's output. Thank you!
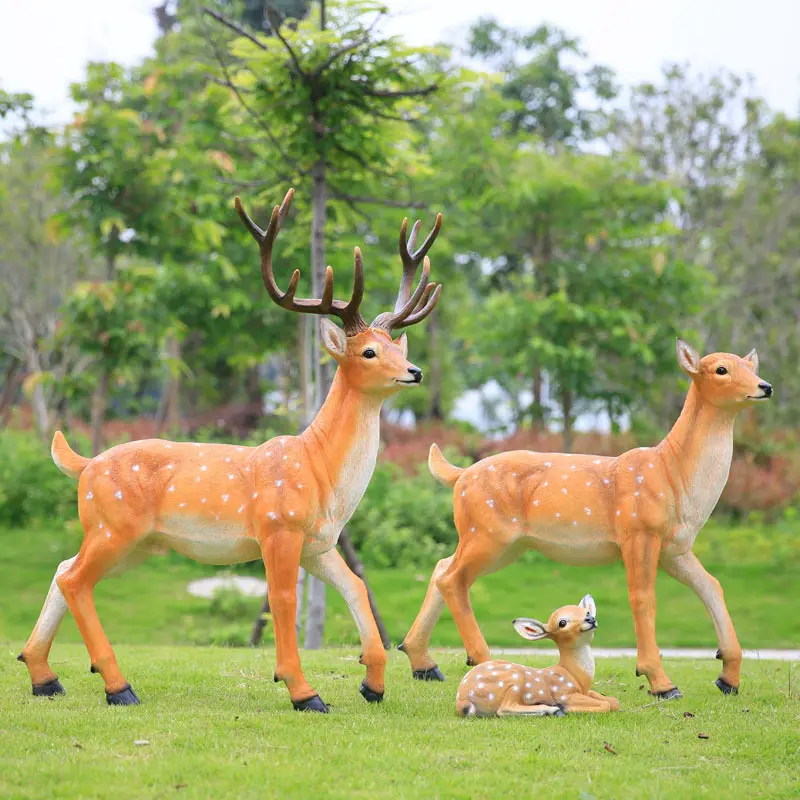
[301, 368, 383, 517]
[557, 640, 595, 692]
[659, 384, 736, 525]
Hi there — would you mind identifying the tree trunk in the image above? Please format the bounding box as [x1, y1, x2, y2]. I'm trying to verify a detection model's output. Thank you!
[248, 593, 272, 646]
[0, 356, 23, 427]
[24, 346, 51, 441]
[298, 315, 314, 426]
[532, 368, 544, 426]
[154, 335, 182, 438]
[90, 368, 109, 456]
[427, 310, 444, 420]
[561, 387, 573, 454]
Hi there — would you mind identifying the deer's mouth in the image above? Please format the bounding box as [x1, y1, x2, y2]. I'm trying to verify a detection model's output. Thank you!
[580, 620, 598, 632]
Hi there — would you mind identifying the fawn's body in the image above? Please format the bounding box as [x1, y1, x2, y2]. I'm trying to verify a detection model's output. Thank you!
[20, 188, 443, 712]
[402, 341, 772, 698]
[457, 596, 619, 717]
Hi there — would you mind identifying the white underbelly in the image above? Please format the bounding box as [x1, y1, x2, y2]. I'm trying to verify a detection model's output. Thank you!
[525, 524, 621, 566]
[156, 515, 259, 565]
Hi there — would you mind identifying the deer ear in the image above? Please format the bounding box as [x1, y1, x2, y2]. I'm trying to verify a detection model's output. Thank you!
[579, 594, 597, 617]
[512, 618, 549, 641]
[320, 318, 347, 359]
[676, 338, 700, 376]
[742, 348, 759, 373]
[393, 332, 408, 358]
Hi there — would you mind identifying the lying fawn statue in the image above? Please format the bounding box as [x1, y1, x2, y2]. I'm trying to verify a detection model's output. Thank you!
[457, 595, 619, 716]
[403, 340, 772, 699]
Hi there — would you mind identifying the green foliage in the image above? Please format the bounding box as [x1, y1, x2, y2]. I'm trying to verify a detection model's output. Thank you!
[0, 430, 80, 526]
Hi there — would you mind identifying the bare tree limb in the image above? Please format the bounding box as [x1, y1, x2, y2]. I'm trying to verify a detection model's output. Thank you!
[328, 186, 427, 209]
[265, 5, 308, 79]
[203, 7, 268, 52]
[365, 84, 439, 99]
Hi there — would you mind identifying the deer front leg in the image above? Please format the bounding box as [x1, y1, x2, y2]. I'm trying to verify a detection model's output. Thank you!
[260, 530, 325, 712]
[587, 689, 621, 710]
[621, 534, 681, 699]
[563, 693, 617, 713]
[661, 550, 742, 694]
[303, 547, 387, 702]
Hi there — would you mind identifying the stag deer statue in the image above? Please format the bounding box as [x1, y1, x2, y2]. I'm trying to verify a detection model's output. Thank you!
[401, 340, 772, 699]
[18, 188, 443, 713]
[457, 594, 619, 717]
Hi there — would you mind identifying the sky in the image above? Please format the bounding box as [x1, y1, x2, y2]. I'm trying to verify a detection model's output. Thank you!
[1, 0, 799, 124]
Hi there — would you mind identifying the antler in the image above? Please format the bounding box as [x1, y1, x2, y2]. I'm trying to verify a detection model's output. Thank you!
[372, 213, 443, 332]
[235, 189, 367, 336]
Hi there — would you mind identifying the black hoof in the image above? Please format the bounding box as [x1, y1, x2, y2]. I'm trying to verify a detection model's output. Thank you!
[715, 648, 723, 660]
[715, 677, 738, 695]
[553, 707, 567, 717]
[32, 678, 66, 697]
[649, 687, 683, 701]
[106, 684, 141, 706]
[292, 694, 329, 713]
[466, 657, 477, 667]
[396, 642, 406, 652]
[412, 666, 446, 681]
[16, 652, 26, 663]
[359, 681, 384, 703]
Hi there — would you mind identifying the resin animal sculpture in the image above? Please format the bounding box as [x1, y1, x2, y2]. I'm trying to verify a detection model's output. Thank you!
[18, 188, 443, 712]
[457, 595, 619, 716]
[401, 340, 772, 699]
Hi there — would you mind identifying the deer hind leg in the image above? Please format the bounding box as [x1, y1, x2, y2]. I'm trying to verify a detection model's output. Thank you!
[661, 550, 742, 694]
[303, 547, 386, 702]
[436, 534, 507, 669]
[621, 534, 680, 698]
[496, 698, 564, 717]
[19, 555, 78, 696]
[399, 555, 453, 680]
[57, 529, 143, 705]
[563, 693, 616, 713]
[261, 530, 324, 712]
[587, 689, 621, 710]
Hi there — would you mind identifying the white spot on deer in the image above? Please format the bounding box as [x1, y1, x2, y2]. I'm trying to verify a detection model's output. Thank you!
[634, 491, 640, 497]
[533, 499, 540, 506]
[97, 455, 104, 461]
[543, 481, 549, 487]
[98, 522, 103, 529]
[511, 517, 517, 523]
[167, 464, 174, 470]
[470, 527, 475, 533]
[469, 690, 474, 698]
[201, 498, 207, 504]
[268, 511, 277, 520]
[524, 682, 531, 688]
[276, 480, 283, 487]
[266, 452, 272, 457]
[289, 511, 295, 517]
[567, 682, 574, 688]
[544, 461, 552, 468]
[632, 512, 637, 517]
[295, 462, 301, 469]
[512, 685, 519, 692]
[525, 692, 532, 701]
[194, 443, 201, 448]
[461, 490, 466, 497]
[237, 504, 245, 514]
[570, 465, 576, 470]
[477, 683, 485, 689]
[616, 509, 621, 516]
[561, 488, 568, 495]
[244, 467, 250, 473]
[648, 463, 654, 469]
[572, 521, 577, 527]
[555, 512, 561, 519]
[586, 481, 591, 487]
[562, 474, 567, 480]
[179, 502, 186, 508]
[252, 492, 258, 499]
[603, 478, 610, 485]
[132, 464, 140, 472]
[538, 689, 544, 695]
[636, 475, 644, 484]
[106, 532, 112, 539]
[215, 514, 220, 521]
[658, 491, 665, 498]
[228, 474, 235, 480]
[585, 507, 592, 516]
[512, 673, 519, 680]
[168, 485, 175, 493]
[283, 456, 288, 462]
[86, 491, 93, 500]
[237, 447, 244, 452]
[559, 675, 565, 681]
[552, 686, 558, 692]
[195, 477, 201, 483]
[104, 470, 110, 476]
[486, 499, 495, 508]
[165, 444, 172, 449]
[628, 466, 634, 471]
[512, 472, 517, 477]
[297, 484, 303, 489]
[488, 692, 495, 700]
[198, 452, 204, 457]
[593, 459, 601, 465]
[488, 465, 495, 472]
[114, 490, 123, 500]
[222, 494, 229, 503]
[200, 465, 208, 472]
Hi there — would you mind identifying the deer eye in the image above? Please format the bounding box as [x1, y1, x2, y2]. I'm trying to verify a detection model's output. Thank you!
[558, 619, 567, 628]
[362, 348, 377, 359]
[716, 366, 728, 375]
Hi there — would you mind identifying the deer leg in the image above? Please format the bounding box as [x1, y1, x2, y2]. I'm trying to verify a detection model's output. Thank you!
[563, 693, 616, 713]
[399, 555, 453, 680]
[587, 689, 621, 710]
[261, 530, 324, 711]
[436, 536, 505, 669]
[19, 555, 77, 695]
[495, 702, 564, 717]
[661, 550, 742, 694]
[57, 535, 140, 704]
[621, 535, 680, 698]
[303, 547, 386, 702]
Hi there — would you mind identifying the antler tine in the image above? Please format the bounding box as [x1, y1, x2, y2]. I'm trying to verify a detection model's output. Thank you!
[236, 189, 367, 335]
[393, 283, 443, 329]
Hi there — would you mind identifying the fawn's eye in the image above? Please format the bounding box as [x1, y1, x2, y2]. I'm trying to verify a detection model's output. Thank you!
[362, 348, 377, 359]
[558, 619, 567, 628]
[716, 366, 728, 375]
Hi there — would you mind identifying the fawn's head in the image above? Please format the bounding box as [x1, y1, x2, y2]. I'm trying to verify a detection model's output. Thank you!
[236, 188, 442, 398]
[676, 339, 772, 410]
[512, 594, 598, 648]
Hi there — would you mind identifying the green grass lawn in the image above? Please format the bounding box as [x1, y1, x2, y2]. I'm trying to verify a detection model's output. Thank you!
[0, 646, 798, 799]
[2, 524, 798, 651]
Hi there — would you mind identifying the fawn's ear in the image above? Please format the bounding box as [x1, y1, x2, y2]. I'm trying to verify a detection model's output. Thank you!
[579, 594, 597, 617]
[512, 618, 549, 641]
[320, 318, 347, 359]
[393, 332, 408, 358]
[676, 338, 700, 376]
[742, 348, 759, 373]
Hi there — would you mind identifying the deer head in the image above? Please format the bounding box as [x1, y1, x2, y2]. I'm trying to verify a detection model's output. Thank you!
[235, 189, 442, 397]
[512, 594, 598, 647]
[676, 339, 773, 409]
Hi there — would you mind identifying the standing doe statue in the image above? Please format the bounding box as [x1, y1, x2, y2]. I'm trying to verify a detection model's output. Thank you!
[18, 188, 443, 713]
[457, 595, 619, 716]
[401, 340, 772, 699]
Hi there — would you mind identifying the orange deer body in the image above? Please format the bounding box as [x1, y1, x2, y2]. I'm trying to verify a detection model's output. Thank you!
[401, 341, 772, 699]
[19, 189, 443, 712]
[457, 595, 619, 717]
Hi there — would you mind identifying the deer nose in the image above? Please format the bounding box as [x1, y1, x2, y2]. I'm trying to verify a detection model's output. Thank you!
[759, 382, 773, 398]
[408, 367, 423, 384]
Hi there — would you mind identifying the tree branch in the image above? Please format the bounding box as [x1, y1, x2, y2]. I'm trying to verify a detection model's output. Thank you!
[365, 84, 439, 99]
[203, 7, 268, 52]
[328, 185, 427, 209]
[265, 5, 308, 79]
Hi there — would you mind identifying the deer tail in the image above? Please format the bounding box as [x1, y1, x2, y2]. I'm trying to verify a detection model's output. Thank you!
[51, 431, 90, 480]
[428, 443, 465, 488]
